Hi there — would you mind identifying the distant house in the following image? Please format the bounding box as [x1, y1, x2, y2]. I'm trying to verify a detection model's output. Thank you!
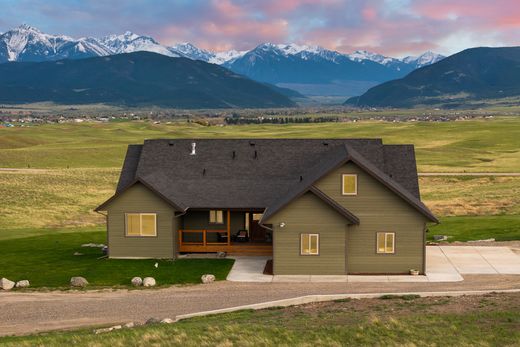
[96, 139, 438, 275]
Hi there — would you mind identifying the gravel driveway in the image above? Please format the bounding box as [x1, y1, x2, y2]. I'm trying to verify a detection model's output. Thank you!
[1, 275, 520, 337]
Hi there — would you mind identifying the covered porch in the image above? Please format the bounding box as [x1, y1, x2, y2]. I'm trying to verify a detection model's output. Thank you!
[178, 209, 273, 255]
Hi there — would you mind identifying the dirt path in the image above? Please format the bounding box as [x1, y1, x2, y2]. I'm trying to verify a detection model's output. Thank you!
[1, 275, 519, 337]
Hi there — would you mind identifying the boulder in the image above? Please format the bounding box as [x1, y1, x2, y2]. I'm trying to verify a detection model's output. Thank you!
[143, 277, 156, 287]
[146, 317, 160, 325]
[131, 277, 143, 286]
[70, 276, 89, 287]
[94, 325, 122, 334]
[81, 243, 96, 247]
[124, 322, 135, 329]
[0, 278, 15, 290]
[201, 274, 215, 284]
[217, 251, 227, 258]
[73, 252, 83, 256]
[15, 280, 30, 288]
[433, 235, 448, 241]
[160, 318, 175, 324]
[94, 327, 113, 334]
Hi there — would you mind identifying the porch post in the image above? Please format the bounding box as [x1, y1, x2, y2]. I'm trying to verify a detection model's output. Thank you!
[227, 210, 231, 245]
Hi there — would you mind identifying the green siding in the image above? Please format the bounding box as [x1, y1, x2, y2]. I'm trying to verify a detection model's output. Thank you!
[268, 192, 347, 275]
[105, 183, 177, 259]
[315, 162, 426, 274]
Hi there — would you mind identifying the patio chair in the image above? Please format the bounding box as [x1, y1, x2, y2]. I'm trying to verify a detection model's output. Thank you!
[233, 229, 249, 242]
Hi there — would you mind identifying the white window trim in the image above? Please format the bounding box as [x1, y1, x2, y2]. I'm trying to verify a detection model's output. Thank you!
[342, 174, 358, 196]
[376, 232, 395, 254]
[125, 213, 157, 237]
[301, 233, 320, 256]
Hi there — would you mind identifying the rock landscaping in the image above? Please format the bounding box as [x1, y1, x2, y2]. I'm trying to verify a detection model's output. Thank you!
[201, 274, 215, 284]
[15, 280, 30, 288]
[131, 277, 143, 286]
[81, 243, 106, 248]
[70, 276, 89, 287]
[143, 277, 156, 287]
[0, 278, 15, 290]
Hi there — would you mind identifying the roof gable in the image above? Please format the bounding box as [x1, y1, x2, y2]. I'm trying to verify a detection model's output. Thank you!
[261, 144, 438, 223]
[261, 184, 359, 225]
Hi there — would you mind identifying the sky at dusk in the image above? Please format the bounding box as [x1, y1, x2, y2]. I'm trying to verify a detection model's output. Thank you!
[1, 0, 520, 57]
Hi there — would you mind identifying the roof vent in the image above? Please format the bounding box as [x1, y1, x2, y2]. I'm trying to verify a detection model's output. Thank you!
[299, 175, 303, 182]
[168, 140, 174, 146]
[203, 168, 206, 176]
[249, 141, 255, 146]
[254, 150, 258, 159]
[190, 142, 196, 155]
[322, 142, 329, 146]
[232, 151, 236, 159]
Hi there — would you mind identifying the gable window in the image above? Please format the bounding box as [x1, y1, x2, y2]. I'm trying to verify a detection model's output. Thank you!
[377, 232, 395, 254]
[126, 213, 157, 237]
[342, 174, 357, 195]
[301, 234, 319, 255]
[209, 210, 224, 224]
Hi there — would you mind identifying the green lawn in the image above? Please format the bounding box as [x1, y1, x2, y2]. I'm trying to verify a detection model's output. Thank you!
[429, 215, 520, 242]
[0, 229, 234, 288]
[2, 293, 519, 346]
[1, 117, 520, 172]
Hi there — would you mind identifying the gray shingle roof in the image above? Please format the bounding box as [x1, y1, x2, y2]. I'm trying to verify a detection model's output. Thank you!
[98, 138, 436, 223]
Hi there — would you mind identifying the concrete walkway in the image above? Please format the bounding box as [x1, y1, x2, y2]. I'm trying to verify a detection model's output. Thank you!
[226, 246, 520, 283]
[226, 256, 273, 282]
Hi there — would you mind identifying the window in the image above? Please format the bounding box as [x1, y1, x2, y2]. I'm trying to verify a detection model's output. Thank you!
[301, 234, 319, 255]
[377, 232, 395, 254]
[126, 213, 157, 237]
[342, 174, 357, 195]
[209, 210, 224, 224]
[252, 213, 263, 221]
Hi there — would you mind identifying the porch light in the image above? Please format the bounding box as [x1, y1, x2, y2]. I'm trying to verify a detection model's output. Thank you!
[279, 222, 286, 228]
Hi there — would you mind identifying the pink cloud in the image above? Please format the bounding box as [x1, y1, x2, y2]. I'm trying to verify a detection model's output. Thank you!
[151, 0, 520, 56]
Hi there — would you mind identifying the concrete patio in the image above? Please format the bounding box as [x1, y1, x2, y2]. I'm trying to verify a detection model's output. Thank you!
[227, 246, 520, 283]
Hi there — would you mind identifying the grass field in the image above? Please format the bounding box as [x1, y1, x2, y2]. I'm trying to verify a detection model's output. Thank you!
[428, 215, 520, 242]
[0, 229, 233, 288]
[2, 292, 519, 346]
[1, 117, 520, 172]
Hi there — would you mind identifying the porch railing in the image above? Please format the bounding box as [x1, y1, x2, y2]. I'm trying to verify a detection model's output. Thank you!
[178, 229, 231, 247]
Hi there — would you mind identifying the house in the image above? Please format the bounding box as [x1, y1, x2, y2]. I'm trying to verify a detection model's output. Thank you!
[96, 139, 438, 275]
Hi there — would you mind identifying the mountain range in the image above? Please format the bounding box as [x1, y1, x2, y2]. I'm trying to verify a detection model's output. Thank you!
[0, 51, 295, 108]
[0, 25, 444, 96]
[345, 47, 520, 108]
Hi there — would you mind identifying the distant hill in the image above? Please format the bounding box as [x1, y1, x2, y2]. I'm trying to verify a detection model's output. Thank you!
[0, 51, 295, 108]
[345, 47, 520, 108]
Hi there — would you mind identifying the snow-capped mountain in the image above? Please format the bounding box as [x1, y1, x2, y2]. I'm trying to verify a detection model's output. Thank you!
[209, 49, 247, 64]
[99, 31, 177, 57]
[402, 51, 445, 68]
[348, 50, 400, 66]
[0, 24, 110, 63]
[0, 24, 447, 96]
[168, 42, 214, 61]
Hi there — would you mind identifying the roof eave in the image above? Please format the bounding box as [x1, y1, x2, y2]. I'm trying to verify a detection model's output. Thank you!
[94, 177, 186, 212]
